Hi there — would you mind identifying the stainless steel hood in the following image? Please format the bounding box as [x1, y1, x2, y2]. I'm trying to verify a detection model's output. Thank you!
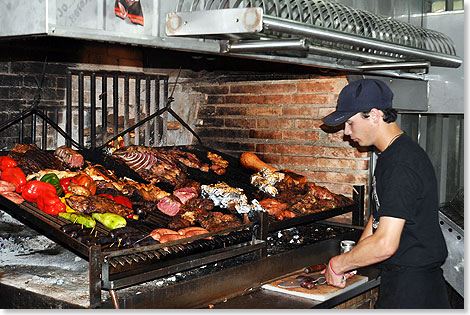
[0, 1, 461, 76]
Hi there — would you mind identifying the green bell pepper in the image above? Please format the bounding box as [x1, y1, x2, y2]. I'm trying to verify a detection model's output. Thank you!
[92, 212, 127, 230]
[40, 173, 64, 196]
[59, 212, 96, 229]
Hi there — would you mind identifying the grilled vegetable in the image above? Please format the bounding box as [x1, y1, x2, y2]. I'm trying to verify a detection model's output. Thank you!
[59, 212, 96, 229]
[0, 156, 17, 171]
[59, 177, 78, 194]
[74, 174, 96, 195]
[60, 193, 75, 213]
[40, 173, 63, 196]
[92, 212, 127, 230]
[1, 167, 27, 193]
[21, 180, 57, 203]
[36, 191, 66, 215]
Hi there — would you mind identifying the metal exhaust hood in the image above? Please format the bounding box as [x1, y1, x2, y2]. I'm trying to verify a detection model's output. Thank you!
[0, 0, 461, 79]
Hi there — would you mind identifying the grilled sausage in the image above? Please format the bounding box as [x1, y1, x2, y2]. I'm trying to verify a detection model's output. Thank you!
[0, 180, 17, 192]
[149, 228, 179, 241]
[177, 226, 209, 236]
[159, 233, 185, 243]
[183, 229, 210, 238]
[0, 191, 24, 204]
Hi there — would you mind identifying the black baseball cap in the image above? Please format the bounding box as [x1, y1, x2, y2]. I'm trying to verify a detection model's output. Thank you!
[322, 79, 394, 126]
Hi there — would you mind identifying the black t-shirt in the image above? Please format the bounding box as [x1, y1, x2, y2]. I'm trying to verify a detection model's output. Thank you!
[371, 133, 447, 267]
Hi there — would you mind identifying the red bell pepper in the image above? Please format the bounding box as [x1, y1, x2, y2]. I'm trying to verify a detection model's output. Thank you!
[0, 156, 17, 171]
[59, 177, 78, 194]
[114, 195, 133, 209]
[21, 181, 57, 203]
[36, 191, 66, 215]
[98, 194, 115, 200]
[1, 167, 26, 193]
[74, 174, 97, 195]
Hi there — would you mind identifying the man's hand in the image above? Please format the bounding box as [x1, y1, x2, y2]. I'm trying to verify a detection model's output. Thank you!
[322, 257, 347, 288]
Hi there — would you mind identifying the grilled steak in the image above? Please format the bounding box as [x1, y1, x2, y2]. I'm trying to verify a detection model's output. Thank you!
[157, 195, 183, 216]
[112, 145, 185, 186]
[66, 195, 133, 217]
[173, 187, 198, 205]
[9, 144, 64, 175]
[54, 145, 84, 168]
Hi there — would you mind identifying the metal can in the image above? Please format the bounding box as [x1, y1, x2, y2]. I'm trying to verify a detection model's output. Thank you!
[340, 240, 356, 254]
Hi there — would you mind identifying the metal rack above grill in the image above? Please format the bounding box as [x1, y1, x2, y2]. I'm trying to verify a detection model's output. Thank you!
[166, 0, 461, 73]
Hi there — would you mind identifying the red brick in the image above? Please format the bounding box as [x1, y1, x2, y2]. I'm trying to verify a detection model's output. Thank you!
[249, 130, 282, 139]
[316, 158, 369, 170]
[230, 83, 296, 94]
[327, 132, 346, 142]
[282, 130, 320, 141]
[224, 118, 256, 128]
[302, 171, 369, 184]
[224, 95, 257, 104]
[294, 119, 324, 129]
[207, 95, 225, 104]
[216, 106, 247, 116]
[291, 93, 331, 104]
[282, 106, 320, 117]
[256, 119, 293, 129]
[246, 106, 282, 116]
[297, 81, 337, 93]
[258, 94, 292, 104]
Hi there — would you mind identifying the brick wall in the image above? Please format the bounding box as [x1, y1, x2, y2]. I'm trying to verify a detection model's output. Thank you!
[193, 76, 371, 221]
[0, 61, 68, 150]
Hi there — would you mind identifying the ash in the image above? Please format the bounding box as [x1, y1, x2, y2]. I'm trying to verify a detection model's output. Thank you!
[0, 209, 88, 271]
[266, 222, 357, 256]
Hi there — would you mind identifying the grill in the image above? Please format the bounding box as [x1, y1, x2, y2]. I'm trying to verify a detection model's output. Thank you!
[0, 67, 365, 308]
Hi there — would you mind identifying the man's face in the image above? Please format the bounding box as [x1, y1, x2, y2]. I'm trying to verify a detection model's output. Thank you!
[344, 112, 377, 147]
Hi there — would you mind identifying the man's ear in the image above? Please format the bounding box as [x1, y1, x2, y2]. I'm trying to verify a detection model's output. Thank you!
[369, 108, 382, 124]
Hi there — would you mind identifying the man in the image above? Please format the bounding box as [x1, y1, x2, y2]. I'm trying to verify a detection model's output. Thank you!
[321, 79, 450, 308]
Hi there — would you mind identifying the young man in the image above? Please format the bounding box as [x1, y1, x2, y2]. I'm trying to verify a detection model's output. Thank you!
[321, 79, 450, 308]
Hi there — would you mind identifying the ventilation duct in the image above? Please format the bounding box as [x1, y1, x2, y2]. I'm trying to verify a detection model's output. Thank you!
[166, 0, 461, 74]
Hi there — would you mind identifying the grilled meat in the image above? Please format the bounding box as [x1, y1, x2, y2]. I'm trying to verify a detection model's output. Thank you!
[157, 195, 183, 216]
[9, 144, 64, 175]
[112, 145, 185, 186]
[0, 191, 24, 204]
[167, 215, 192, 230]
[174, 178, 201, 193]
[173, 187, 198, 205]
[65, 195, 133, 217]
[198, 211, 242, 232]
[207, 151, 228, 175]
[54, 145, 84, 168]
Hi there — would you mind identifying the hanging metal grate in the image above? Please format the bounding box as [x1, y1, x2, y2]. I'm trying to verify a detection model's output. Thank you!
[169, 0, 460, 69]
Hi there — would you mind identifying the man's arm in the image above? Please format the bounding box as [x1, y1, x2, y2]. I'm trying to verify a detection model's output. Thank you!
[358, 215, 374, 242]
[323, 216, 405, 287]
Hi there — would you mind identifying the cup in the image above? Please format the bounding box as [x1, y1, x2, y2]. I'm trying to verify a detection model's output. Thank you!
[340, 240, 356, 254]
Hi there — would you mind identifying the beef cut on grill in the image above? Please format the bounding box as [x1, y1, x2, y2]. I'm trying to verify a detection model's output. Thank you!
[111, 145, 186, 186]
[8, 144, 64, 175]
[66, 195, 134, 217]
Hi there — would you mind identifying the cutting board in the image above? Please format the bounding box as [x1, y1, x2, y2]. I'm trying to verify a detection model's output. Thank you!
[262, 270, 368, 302]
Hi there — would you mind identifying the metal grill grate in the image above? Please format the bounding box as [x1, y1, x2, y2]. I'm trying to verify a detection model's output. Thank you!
[66, 69, 169, 150]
